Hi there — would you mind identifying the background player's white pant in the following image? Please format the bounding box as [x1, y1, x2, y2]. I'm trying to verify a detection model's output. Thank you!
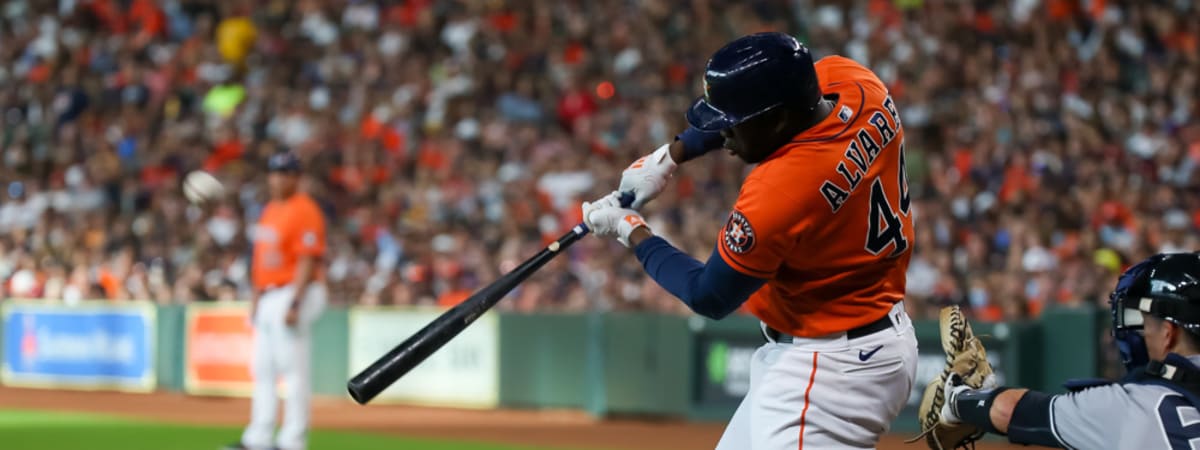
[242, 283, 327, 450]
[716, 302, 918, 450]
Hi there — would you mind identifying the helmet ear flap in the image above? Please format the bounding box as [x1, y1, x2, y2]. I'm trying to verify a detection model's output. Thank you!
[1110, 259, 1156, 373]
[1112, 291, 1149, 372]
[1115, 328, 1149, 373]
[1110, 269, 1147, 333]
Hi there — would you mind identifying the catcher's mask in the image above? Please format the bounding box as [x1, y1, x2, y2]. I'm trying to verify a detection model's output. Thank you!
[1110, 252, 1200, 373]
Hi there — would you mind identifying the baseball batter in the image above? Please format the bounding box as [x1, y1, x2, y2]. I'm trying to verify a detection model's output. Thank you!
[922, 252, 1200, 449]
[583, 32, 918, 449]
[229, 152, 328, 450]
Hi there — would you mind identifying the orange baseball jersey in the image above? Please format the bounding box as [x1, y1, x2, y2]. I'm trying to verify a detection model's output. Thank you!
[717, 56, 912, 337]
[252, 192, 327, 290]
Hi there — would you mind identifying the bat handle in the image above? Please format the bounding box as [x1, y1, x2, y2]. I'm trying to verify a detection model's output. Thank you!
[578, 192, 635, 235]
[617, 191, 635, 208]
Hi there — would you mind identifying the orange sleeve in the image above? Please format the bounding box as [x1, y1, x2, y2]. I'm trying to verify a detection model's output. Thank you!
[291, 201, 327, 257]
[716, 178, 801, 278]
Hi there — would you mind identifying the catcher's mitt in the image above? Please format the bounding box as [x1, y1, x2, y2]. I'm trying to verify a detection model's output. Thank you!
[907, 306, 995, 449]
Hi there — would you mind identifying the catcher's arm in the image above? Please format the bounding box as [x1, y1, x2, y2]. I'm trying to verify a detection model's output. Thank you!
[946, 384, 1028, 434]
[946, 381, 1069, 447]
[988, 388, 1027, 433]
[920, 305, 1071, 449]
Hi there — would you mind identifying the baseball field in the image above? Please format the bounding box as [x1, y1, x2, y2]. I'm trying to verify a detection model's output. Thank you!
[0, 386, 1028, 450]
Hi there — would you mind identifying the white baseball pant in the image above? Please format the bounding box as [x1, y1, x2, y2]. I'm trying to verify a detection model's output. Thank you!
[241, 283, 327, 450]
[716, 302, 919, 449]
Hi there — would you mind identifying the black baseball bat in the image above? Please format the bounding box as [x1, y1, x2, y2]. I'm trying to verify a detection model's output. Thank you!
[346, 193, 633, 405]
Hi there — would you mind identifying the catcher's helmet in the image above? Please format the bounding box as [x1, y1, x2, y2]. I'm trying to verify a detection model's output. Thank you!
[686, 32, 822, 132]
[1111, 252, 1200, 372]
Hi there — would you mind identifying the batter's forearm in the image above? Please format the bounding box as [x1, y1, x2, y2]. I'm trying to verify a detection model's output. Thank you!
[628, 226, 655, 247]
[633, 237, 765, 319]
[673, 127, 724, 163]
[668, 140, 689, 164]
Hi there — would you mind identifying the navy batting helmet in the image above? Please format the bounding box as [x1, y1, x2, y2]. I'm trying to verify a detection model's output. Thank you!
[1111, 252, 1200, 372]
[686, 32, 821, 132]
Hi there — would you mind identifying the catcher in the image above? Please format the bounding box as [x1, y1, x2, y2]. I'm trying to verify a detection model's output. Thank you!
[917, 252, 1200, 449]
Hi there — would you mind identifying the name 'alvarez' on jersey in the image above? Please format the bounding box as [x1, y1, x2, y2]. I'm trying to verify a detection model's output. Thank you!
[717, 55, 912, 338]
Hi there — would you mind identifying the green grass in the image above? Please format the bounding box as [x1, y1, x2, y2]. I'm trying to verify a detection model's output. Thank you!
[0, 409, 567, 450]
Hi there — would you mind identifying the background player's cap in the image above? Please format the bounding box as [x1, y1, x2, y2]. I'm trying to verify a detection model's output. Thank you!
[267, 151, 302, 173]
[686, 32, 821, 132]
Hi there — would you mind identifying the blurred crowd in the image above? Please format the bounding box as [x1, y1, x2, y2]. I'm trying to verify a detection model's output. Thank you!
[0, 0, 1197, 323]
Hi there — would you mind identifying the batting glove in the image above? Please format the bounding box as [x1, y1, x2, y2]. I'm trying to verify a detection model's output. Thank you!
[583, 191, 649, 248]
[618, 143, 677, 210]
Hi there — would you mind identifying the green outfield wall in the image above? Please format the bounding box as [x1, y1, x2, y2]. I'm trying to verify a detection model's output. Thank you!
[0, 299, 1107, 432]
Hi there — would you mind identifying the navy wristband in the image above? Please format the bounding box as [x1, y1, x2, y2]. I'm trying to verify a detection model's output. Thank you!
[955, 387, 1009, 435]
[676, 127, 724, 162]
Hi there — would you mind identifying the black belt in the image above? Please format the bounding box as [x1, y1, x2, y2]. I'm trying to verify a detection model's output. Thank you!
[763, 314, 894, 343]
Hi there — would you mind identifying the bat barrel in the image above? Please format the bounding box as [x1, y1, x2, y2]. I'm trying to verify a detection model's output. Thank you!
[347, 306, 469, 404]
[346, 225, 590, 405]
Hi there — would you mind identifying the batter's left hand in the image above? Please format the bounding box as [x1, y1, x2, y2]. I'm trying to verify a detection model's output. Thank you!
[619, 143, 677, 210]
[583, 192, 649, 248]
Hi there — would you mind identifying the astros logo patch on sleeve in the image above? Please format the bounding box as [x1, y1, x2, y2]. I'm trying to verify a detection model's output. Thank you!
[723, 211, 756, 254]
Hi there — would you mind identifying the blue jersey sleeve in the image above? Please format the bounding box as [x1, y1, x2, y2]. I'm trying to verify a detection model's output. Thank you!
[633, 236, 766, 319]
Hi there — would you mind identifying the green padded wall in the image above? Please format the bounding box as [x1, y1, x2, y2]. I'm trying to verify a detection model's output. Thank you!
[498, 312, 591, 409]
[311, 307, 350, 397]
[154, 304, 186, 391]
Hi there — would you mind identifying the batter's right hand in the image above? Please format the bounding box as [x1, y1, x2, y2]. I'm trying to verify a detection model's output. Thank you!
[583, 191, 649, 248]
[618, 143, 677, 210]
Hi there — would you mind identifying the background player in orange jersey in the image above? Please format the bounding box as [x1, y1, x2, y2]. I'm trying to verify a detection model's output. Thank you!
[584, 32, 918, 449]
[228, 152, 328, 450]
